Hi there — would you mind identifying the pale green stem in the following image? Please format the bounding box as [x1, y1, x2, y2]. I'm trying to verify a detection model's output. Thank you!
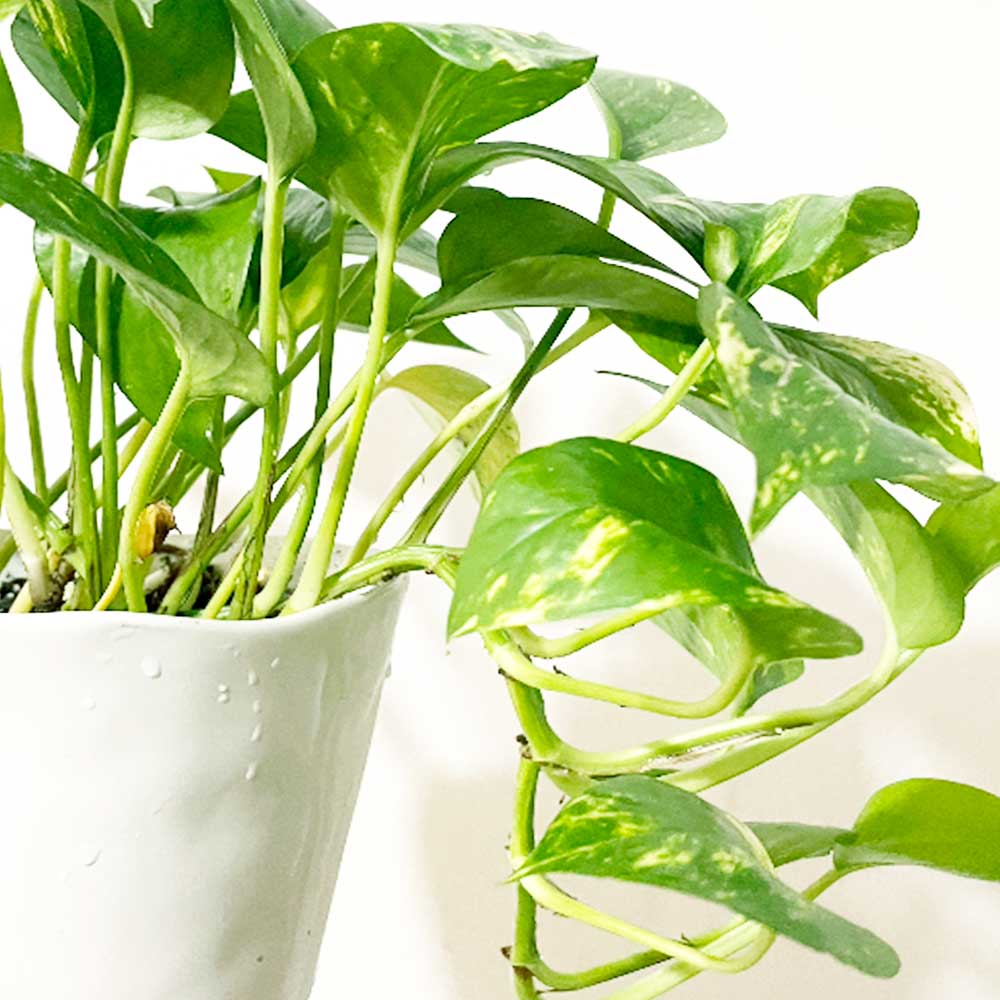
[237, 167, 290, 617]
[500, 632, 755, 720]
[283, 226, 400, 615]
[3, 462, 50, 605]
[21, 276, 47, 499]
[117, 367, 191, 611]
[53, 122, 98, 601]
[616, 338, 715, 444]
[350, 313, 610, 565]
[95, 50, 136, 583]
[401, 308, 575, 548]
[253, 205, 348, 619]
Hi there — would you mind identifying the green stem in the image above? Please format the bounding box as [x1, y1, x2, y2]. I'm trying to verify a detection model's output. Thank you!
[616, 339, 715, 444]
[94, 49, 135, 583]
[350, 313, 610, 565]
[320, 544, 460, 602]
[401, 308, 574, 548]
[509, 760, 749, 974]
[284, 226, 400, 615]
[3, 462, 51, 604]
[253, 205, 349, 618]
[117, 367, 191, 611]
[501, 631, 755, 720]
[237, 167, 290, 617]
[21, 276, 47, 499]
[53, 121, 98, 602]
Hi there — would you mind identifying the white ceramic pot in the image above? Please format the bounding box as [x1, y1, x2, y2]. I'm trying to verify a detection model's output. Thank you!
[0, 578, 405, 1000]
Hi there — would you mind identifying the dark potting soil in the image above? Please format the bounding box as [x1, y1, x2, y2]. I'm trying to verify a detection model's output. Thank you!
[0, 575, 25, 614]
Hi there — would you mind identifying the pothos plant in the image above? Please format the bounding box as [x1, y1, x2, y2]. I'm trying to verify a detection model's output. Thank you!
[0, 0, 999, 996]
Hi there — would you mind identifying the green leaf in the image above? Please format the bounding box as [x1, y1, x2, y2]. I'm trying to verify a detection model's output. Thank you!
[419, 142, 917, 311]
[0, 49, 22, 154]
[750, 822, 848, 868]
[515, 776, 899, 978]
[0, 1, 25, 20]
[113, 0, 236, 140]
[412, 254, 698, 330]
[697, 283, 991, 533]
[114, 180, 262, 467]
[223, 0, 316, 180]
[809, 481, 965, 650]
[927, 485, 1000, 593]
[293, 23, 595, 234]
[385, 365, 519, 495]
[12, 0, 123, 136]
[0, 153, 273, 406]
[449, 436, 860, 667]
[836, 779, 1000, 881]
[590, 68, 726, 159]
[247, 0, 333, 60]
[437, 194, 682, 286]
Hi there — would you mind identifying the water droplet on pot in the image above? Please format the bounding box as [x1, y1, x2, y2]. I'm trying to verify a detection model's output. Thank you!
[250, 722, 263, 743]
[252, 699, 262, 715]
[81, 696, 97, 712]
[245, 762, 259, 781]
[217, 682, 231, 704]
[81, 847, 102, 868]
[247, 669, 259, 687]
[270, 657, 281, 671]
[114, 626, 136, 642]
[141, 656, 162, 680]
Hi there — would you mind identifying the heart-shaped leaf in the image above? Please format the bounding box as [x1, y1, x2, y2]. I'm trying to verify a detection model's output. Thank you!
[112, 0, 236, 140]
[835, 779, 1000, 881]
[437, 194, 682, 286]
[927, 484, 1000, 593]
[223, 0, 316, 180]
[809, 481, 965, 650]
[385, 365, 519, 495]
[0, 153, 273, 406]
[514, 776, 899, 978]
[697, 282, 991, 532]
[293, 23, 595, 234]
[0, 50, 22, 153]
[590, 68, 726, 159]
[449, 436, 860, 667]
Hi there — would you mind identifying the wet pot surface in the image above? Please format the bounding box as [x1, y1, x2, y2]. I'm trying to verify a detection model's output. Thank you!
[0, 579, 405, 1000]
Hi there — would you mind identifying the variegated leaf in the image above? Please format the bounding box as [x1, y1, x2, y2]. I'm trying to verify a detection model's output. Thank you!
[293, 24, 595, 234]
[385, 365, 519, 495]
[697, 283, 991, 533]
[514, 776, 900, 978]
[590, 68, 726, 159]
[927, 484, 1000, 593]
[417, 142, 916, 310]
[449, 436, 860, 666]
[809, 481, 965, 650]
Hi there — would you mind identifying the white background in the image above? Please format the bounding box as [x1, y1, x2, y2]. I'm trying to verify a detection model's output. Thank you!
[2, 1, 999, 997]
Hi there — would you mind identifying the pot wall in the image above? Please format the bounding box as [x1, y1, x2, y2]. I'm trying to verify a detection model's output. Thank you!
[0, 579, 405, 1000]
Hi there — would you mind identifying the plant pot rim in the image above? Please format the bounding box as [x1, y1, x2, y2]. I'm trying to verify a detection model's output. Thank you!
[0, 574, 406, 634]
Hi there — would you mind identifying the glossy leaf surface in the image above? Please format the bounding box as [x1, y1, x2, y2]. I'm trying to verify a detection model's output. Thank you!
[809, 481, 965, 650]
[436, 194, 679, 286]
[515, 776, 899, 978]
[590, 68, 726, 159]
[697, 283, 991, 532]
[449, 436, 860, 665]
[836, 779, 1000, 881]
[927, 484, 1000, 592]
[223, 0, 315, 180]
[750, 822, 847, 868]
[0, 153, 272, 405]
[0, 50, 22, 153]
[293, 23, 595, 233]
